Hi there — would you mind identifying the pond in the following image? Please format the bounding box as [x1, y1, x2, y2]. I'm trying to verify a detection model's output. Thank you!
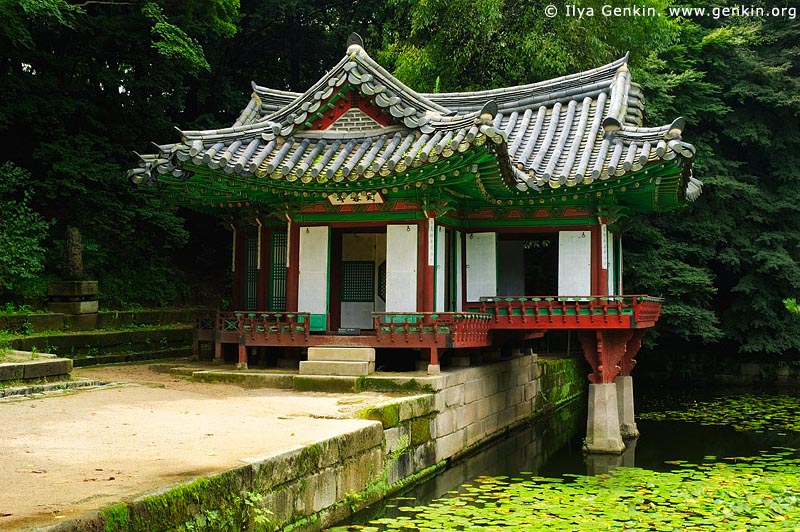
[328, 387, 800, 531]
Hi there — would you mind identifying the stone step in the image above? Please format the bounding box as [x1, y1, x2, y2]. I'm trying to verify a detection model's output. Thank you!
[307, 347, 375, 362]
[299, 360, 375, 376]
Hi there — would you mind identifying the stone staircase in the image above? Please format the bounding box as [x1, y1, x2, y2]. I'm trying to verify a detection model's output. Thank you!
[298, 347, 375, 376]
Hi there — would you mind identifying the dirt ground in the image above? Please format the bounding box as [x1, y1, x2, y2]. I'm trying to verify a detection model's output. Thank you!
[0, 364, 393, 531]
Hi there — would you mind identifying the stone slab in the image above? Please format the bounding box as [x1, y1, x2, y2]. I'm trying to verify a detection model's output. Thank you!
[0, 363, 24, 382]
[299, 360, 374, 376]
[47, 301, 99, 315]
[47, 280, 99, 297]
[307, 347, 376, 362]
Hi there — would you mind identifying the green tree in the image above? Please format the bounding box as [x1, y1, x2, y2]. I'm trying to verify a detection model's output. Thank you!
[0, 0, 240, 307]
[0, 162, 51, 294]
[629, 5, 800, 355]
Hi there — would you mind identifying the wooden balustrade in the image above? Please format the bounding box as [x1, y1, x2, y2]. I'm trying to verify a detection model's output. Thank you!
[475, 295, 662, 329]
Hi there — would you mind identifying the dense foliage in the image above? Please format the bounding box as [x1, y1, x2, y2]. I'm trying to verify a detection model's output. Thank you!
[1, 0, 798, 358]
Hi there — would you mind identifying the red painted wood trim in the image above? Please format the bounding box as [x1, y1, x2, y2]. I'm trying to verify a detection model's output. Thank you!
[231, 228, 245, 309]
[590, 225, 608, 296]
[460, 231, 468, 311]
[310, 90, 394, 131]
[285, 223, 300, 312]
[422, 220, 435, 313]
[329, 230, 343, 331]
[257, 228, 269, 309]
[416, 221, 426, 312]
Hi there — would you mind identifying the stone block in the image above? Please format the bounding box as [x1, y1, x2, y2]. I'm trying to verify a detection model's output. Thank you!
[477, 397, 492, 420]
[498, 407, 516, 429]
[335, 424, 383, 462]
[299, 360, 374, 376]
[443, 385, 464, 408]
[48, 301, 99, 315]
[303, 469, 338, 513]
[482, 413, 499, 436]
[464, 380, 482, 404]
[411, 441, 436, 471]
[453, 404, 474, 431]
[516, 401, 532, 419]
[0, 363, 24, 382]
[22, 358, 72, 380]
[293, 375, 358, 393]
[398, 395, 435, 422]
[465, 422, 483, 447]
[307, 346, 375, 362]
[433, 410, 455, 438]
[47, 280, 99, 297]
[383, 426, 410, 455]
[338, 447, 382, 499]
[435, 431, 464, 462]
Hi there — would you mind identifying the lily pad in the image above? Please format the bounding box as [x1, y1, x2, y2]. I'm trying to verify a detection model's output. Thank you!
[330, 449, 800, 531]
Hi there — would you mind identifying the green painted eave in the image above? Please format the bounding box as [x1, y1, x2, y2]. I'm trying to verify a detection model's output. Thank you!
[152, 146, 688, 218]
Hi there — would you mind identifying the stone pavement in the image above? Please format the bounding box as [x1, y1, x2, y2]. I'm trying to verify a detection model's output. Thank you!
[0, 363, 398, 531]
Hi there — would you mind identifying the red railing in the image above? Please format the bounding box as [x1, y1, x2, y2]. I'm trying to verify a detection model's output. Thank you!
[373, 312, 493, 348]
[474, 295, 663, 329]
[216, 311, 311, 344]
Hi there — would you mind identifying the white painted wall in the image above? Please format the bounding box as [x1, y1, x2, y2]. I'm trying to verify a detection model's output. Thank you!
[386, 224, 418, 312]
[558, 230, 591, 296]
[435, 225, 446, 312]
[466, 232, 497, 302]
[298, 226, 329, 315]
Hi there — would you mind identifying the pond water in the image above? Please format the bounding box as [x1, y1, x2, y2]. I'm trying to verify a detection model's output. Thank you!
[329, 387, 800, 531]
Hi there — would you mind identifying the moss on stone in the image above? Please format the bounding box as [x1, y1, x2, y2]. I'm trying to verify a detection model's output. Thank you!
[410, 417, 432, 445]
[101, 502, 129, 532]
[358, 402, 401, 428]
[356, 377, 434, 394]
[293, 376, 356, 393]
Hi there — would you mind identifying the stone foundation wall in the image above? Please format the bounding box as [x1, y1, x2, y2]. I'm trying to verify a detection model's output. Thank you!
[0, 308, 204, 335]
[45, 355, 586, 532]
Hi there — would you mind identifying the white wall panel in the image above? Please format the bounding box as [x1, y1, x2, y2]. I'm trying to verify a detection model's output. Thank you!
[298, 226, 329, 315]
[386, 225, 418, 312]
[558, 230, 591, 296]
[466, 232, 497, 302]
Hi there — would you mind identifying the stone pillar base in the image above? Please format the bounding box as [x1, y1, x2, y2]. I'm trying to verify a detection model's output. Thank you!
[584, 383, 625, 454]
[615, 375, 639, 439]
[427, 364, 441, 375]
[47, 281, 99, 315]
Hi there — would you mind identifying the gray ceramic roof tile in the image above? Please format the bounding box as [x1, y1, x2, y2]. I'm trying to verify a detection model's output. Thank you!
[131, 39, 698, 200]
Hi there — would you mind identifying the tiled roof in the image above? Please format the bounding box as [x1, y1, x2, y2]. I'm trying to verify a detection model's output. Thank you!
[129, 34, 700, 203]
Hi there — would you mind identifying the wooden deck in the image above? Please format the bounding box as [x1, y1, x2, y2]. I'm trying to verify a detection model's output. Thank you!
[194, 296, 662, 367]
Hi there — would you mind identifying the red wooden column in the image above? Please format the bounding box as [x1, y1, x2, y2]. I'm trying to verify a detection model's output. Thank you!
[421, 217, 436, 312]
[231, 226, 246, 309]
[285, 222, 300, 312]
[591, 224, 608, 296]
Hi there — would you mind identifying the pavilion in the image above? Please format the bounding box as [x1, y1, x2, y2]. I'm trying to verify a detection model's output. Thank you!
[129, 34, 700, 452]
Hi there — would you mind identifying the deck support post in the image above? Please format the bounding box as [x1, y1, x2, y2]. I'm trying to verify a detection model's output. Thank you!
[584, 383, 625, 453]
[426, 347, 440, 375]
[615, 375, 639, 439]
[237, 337, 248, 369]
[578, 328, 646, 453]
